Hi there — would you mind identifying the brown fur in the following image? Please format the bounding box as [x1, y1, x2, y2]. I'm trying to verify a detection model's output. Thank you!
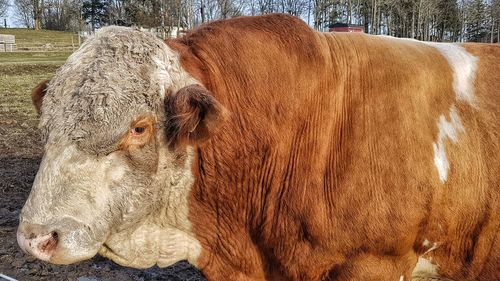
[166, 14, 500, 280]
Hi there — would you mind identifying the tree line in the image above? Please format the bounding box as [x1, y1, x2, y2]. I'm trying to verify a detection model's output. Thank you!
[0, 0, 498, 42]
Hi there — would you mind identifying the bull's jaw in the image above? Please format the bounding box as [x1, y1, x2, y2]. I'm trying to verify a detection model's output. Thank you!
[98, 145, 202, 269]
[98, 217, 201, 268]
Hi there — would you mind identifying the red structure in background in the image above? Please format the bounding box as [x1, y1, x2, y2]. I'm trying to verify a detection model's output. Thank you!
[328, 23, 364, 33]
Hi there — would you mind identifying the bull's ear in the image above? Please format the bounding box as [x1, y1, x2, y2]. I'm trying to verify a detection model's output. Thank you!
[31, 80, 50, 115]
[165, 84, 228, 147]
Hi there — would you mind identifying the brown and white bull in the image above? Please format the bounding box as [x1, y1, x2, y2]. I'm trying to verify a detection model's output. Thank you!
[17, 14, 499, 280]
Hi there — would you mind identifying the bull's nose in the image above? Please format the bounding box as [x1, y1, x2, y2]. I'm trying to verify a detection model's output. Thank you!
[17, 225, 59, 261]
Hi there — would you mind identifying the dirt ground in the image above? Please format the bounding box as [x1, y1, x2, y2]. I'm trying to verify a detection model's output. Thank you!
[0, 64, 206, 280]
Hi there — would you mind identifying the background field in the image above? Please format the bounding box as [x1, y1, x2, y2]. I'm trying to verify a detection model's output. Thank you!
[0, 30, 205, 281]
[1, 28, 80, 52]
[0, 52, 72, 63]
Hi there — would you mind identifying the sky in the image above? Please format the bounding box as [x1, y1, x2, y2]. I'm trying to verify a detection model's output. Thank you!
[2, 1, 19, 28]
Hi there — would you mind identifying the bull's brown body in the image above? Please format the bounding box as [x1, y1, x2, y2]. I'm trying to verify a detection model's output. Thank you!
[169, 14, 500, 280]
[18, 14, 499, 281]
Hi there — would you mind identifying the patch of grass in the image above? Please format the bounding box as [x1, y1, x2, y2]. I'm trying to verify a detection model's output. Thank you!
[0, 64, 58, 115]
[0, 29, 75, 156]
[0, 63, 61, 76]
[0, 52, 72, 63]
[0, 28, 79, 51]
[0, 64, 58, 157]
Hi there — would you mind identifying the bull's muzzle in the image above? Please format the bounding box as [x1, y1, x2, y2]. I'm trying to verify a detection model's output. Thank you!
[17, 223, 59, 261]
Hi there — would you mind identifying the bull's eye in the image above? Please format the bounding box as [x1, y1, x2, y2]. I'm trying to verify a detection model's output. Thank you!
[131, 127, 145, 135]
[120, 116, 154, 150]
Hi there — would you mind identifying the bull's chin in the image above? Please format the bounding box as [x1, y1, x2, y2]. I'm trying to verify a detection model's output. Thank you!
[97, 221, 202, 269]
[48, 247, 100, 265]
[98, 243, 157, 268]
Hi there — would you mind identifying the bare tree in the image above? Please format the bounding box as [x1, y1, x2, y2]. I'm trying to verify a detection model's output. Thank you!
[488, 0, 500, 42]
[43, 0, 82, 31]
[276, 0, 308, 16]
[123, 0, 163, 27]
[0, 0, 9, 18]
[256, 0, 276, 14]
[463, 0, 488, 41]
[313, 0, 329, 30]
[14, 0, 34, 27]
[198, 0, 219, 21]
[32, 0, 44, 29]
[108, 0, 127, 25]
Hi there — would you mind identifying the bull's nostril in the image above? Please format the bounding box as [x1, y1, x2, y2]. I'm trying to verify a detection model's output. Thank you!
[17, 225, 60, 261]
[38, 231, 58, 253]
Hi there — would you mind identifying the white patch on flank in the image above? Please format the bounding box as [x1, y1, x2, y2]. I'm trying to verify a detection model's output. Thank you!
[425, 43, 478, 104]
[379, 38, 478, 104]
[399, 275, 404, 281]
[433, 106, 465, 183]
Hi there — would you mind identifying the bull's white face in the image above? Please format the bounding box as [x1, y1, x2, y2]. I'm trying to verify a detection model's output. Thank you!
[15, 26, 225, 268]
[18, 122, 199, 268]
